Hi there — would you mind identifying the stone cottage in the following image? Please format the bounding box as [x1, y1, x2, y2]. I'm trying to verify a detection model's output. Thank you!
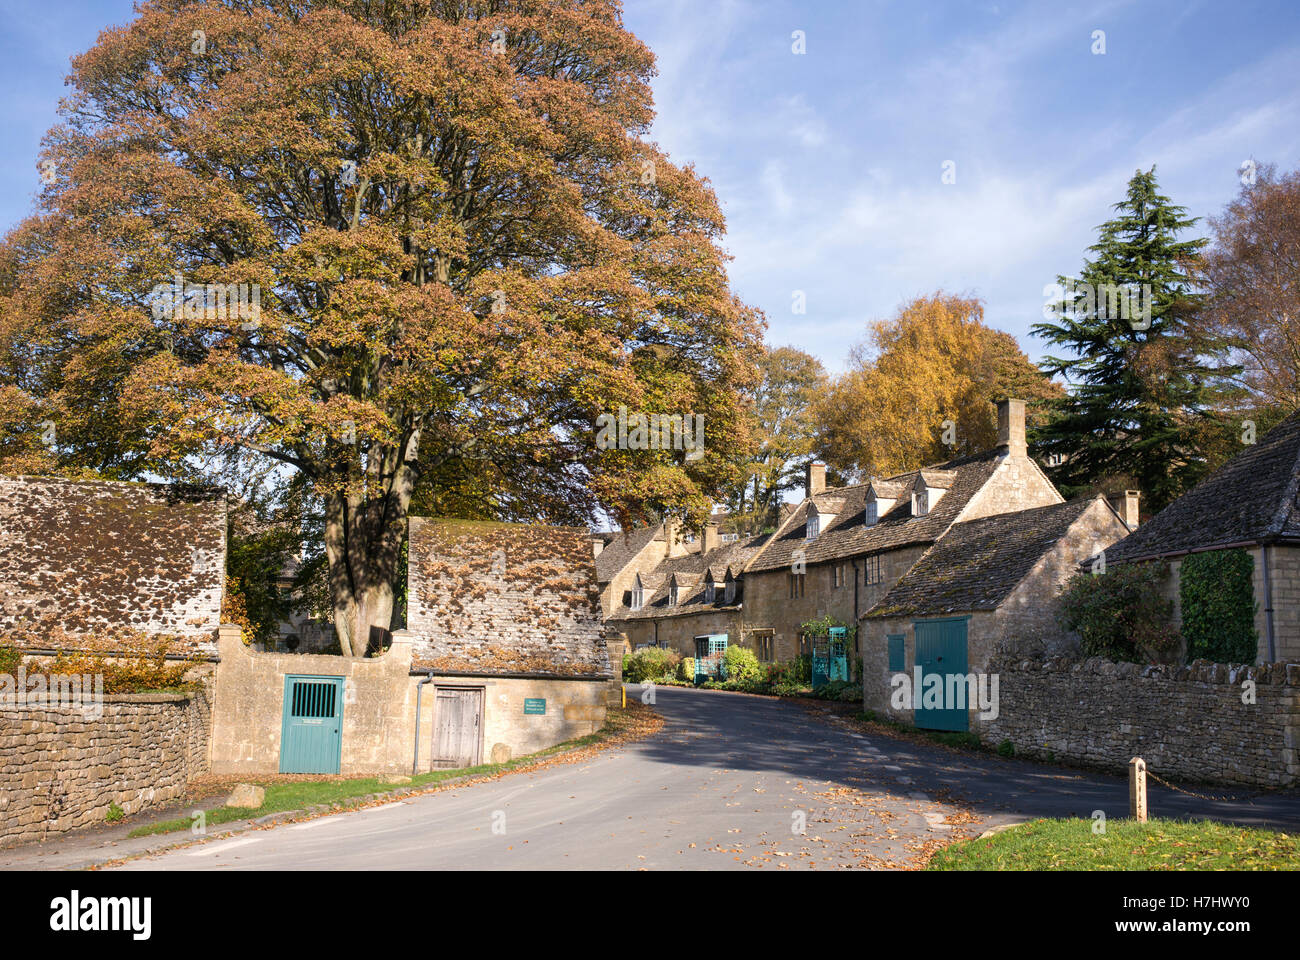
[405, 518, 616, 768]
[740, 399, 1072, 665]
[862, 496, 1131, 728]
[605, 523, 771, 659]
[1102, 409, 1300, 663]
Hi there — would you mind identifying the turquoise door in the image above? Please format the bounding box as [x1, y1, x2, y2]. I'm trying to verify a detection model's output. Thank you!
[913, 618, 969, 732]
[280, 675, 344, 774]
[694, 635, 728, 682]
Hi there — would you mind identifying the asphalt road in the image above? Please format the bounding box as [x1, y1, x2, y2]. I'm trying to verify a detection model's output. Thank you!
[109, 685, 1300, 870]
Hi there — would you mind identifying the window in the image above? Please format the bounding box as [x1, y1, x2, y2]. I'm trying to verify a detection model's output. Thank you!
[704, 580, 716, 603]
[832, 564, 845, 588]
[724, 577, 737, 604]
[806, 514, 820, 539]
[863, 554, 882, 586]
[631, 582, 644, 611]
[798, 633, 813, 656]
[865, 500, 878, 526]
[788, 572, 805, 598]
[912, 491, 928, 516]
[753, 631, 775, 662]
[887, 634, 906, 672]
[668, 584, 679, 606]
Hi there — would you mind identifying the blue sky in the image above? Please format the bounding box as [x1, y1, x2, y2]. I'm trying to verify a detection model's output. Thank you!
[3, 0, 1299, 372]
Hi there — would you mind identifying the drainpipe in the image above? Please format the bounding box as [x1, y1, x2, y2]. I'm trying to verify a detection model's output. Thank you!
[412, 671, 436, 776]
[1262, 543, 1277, 663]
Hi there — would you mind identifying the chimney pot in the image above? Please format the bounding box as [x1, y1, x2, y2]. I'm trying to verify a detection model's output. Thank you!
[996, 398, 1027, 458]
[1110, 489, 1141, 530]
[702, 523, 719, 555]
[806, 462, 826, 499]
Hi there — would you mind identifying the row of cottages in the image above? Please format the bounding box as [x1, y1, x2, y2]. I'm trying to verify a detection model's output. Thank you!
[1103, 409, 1300, 663]
[601, 399, 1138, 730]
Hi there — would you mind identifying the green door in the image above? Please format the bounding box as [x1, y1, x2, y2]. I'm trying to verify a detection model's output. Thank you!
[280, 675, 344, 774]
[913, 618, 969, 732]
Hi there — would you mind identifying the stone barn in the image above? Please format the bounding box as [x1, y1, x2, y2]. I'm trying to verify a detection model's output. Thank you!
[406, 518, 616, 768]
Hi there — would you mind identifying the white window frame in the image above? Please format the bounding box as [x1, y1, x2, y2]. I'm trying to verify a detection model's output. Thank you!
[865, 500, 878, 526]
[806, 514, 820, 539]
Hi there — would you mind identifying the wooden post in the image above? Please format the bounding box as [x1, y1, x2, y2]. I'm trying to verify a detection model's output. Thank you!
[1129, 757, 1148, 822]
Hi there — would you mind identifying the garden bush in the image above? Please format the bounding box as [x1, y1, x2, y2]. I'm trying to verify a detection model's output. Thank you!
[677, 657, 695, 682]
[622, 647, 681, 683]
[1058, 561, 1179, 663]
[721, 645, 763, 683]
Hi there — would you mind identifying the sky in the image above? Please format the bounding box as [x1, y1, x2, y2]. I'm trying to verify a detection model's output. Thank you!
[2, 0, 1299, 373]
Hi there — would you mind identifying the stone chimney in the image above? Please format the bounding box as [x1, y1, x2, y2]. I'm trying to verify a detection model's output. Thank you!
[805, 462, 826, 499]
[701, 523, 719, 555]
[591, 537, 605, 558]
[663, 517, 689, 558]
[1109, 490, 1141, 530]
[996, 398, 1027, 458]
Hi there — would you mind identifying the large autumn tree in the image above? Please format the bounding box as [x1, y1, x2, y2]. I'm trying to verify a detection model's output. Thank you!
[0, 0, 762, 655]
[814, 293, 1061, 479]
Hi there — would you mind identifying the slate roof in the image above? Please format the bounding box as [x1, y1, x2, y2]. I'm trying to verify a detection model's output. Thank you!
[611, 532, 772, 621]
[593, 525, 660, 583]
[407, 518, 609, 676]
[865, 497, 1107, 619]
[1105, 410, 1300, 564]
[747, 449, 1005, 572]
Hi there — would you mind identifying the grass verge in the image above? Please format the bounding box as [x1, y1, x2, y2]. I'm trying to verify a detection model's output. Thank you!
[927, 817, 1300, 870]
[129, 702, 659, 839]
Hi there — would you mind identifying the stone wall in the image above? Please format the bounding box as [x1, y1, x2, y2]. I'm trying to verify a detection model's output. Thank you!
[0, 686, 211, 848]
[0, 476, 226, 653]
[977, 657, 1300, 787]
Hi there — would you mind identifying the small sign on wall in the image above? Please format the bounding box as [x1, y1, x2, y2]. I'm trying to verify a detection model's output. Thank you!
[523, 698, 547, 715]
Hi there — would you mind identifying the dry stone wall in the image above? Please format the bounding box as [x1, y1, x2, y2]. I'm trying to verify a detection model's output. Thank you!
[0, 687, 211, 847]
[978, 656, 1300, 786]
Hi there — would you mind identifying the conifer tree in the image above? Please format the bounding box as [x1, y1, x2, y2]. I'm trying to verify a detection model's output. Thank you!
[1032, 166, 1235, 513]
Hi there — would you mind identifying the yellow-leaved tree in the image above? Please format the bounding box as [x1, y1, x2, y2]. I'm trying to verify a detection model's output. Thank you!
[814, 293, 1061, 479]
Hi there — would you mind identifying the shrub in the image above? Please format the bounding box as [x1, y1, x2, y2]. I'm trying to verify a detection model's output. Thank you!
[623, 647, 680, 683]
[997, 739, 1015, 758]
[721, 646, 763, 683]
[1058, 561, 1179, 663]
[810, 679, 859, 702]
[0, 644, 22, 677]
[1180, 548, 1258, 664]
[0, 628, 199, 694]
[767, 655, 812, 688]
[678, 657, 695, 682]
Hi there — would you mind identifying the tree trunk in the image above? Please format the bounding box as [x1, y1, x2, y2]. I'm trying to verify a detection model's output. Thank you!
[322, 435, 420, 657]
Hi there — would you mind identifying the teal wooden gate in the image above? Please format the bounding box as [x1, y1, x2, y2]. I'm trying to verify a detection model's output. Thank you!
[280, 675, 344, 774]
[694, 635, 728, 682]
[812, 626, 849, 688]
[913, 618, 969, 732]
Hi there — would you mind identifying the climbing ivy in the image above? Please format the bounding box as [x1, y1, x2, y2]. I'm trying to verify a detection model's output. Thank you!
[1179, 549, 1258, 664]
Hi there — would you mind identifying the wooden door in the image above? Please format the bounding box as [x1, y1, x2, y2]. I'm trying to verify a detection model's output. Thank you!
[432, 687, 483, 768]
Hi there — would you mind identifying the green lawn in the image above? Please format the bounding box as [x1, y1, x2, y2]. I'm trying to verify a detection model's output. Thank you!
[928, 817, 1300, 870]
[130, 704, 654, 838]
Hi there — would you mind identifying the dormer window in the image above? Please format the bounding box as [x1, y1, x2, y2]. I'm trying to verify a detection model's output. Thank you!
[724, 573, 737, 604]
[912, 491, 928, 517]
[865, 501, 878, 526]
[806, 514, 820, 539]
[631, 581, 644, 611]
[704, 579, 716, 603]
[668, 583, 679, 606]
